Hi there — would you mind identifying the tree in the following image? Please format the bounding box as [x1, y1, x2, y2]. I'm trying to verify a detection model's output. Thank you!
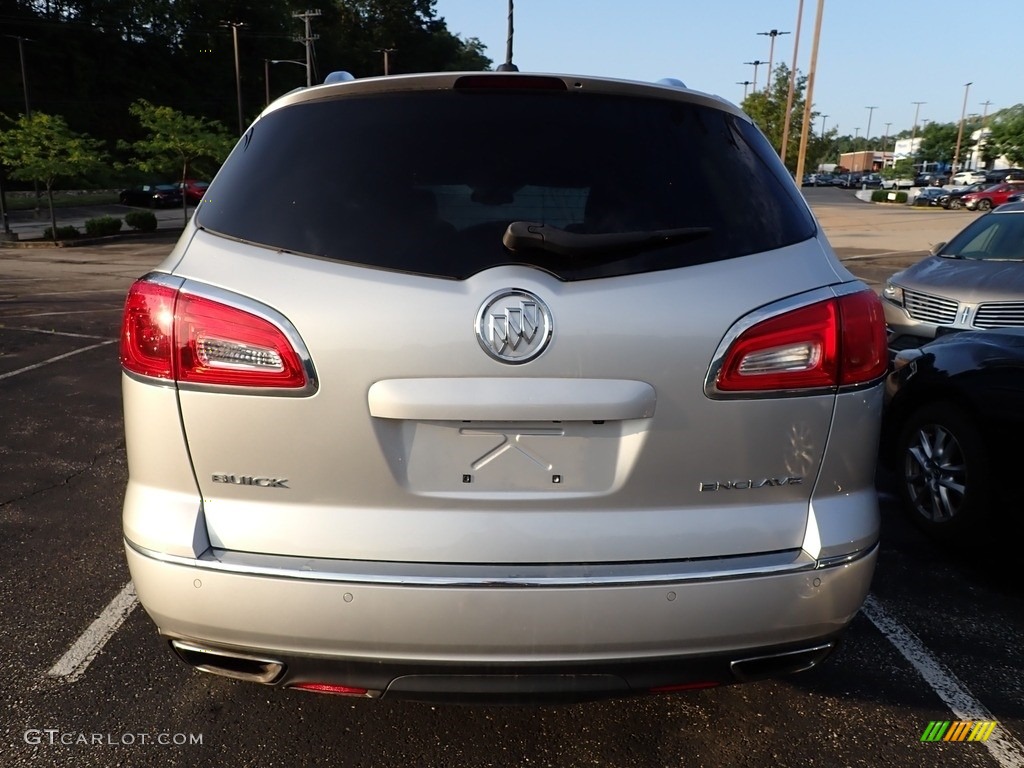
[986, 105, 1024, 166]
[739, 64, 815, 172]
[122, 99, 235, 225]
[0, 112, 106, 240]
[917, 121, 959, 168]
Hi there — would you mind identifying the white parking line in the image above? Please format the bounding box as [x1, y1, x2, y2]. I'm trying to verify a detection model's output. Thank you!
[862, 595, 1024, 767]
[48, 582, 138, 682]
[4, 326, 111, 340]
[0, 339, 116, 381]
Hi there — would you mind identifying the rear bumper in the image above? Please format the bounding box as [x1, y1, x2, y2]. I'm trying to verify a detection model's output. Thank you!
[126, 539, 876, 700]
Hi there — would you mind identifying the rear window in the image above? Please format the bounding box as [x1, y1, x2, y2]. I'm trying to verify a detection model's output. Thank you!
[197, 89, 815, 281]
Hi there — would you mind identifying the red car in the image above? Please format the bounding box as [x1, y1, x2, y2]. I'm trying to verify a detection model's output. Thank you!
[961, 183, 1024, 211]
[179, 178, 211, 205]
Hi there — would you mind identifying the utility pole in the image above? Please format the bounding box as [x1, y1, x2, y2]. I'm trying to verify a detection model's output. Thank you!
[743, 60, 766, 93]
[794, 0, 825, 186]
[736, 81, 753, 100]
[882, 122, 891, 156]
[820, 114, 828, 137]
[779, 0, 804, 164]
[293, 9, 321, 87]
[757, 29, 790, 92]
[909, 100, 926, 157]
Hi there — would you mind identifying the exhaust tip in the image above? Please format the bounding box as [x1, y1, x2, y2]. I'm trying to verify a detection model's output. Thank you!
[730, 642, 835, 682]
[170, 640, 284, 684]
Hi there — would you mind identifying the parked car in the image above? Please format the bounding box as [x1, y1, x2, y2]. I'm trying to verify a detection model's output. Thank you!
[881, 176, 914, 189]
[882, 201, 1024, 353]
[938, 182, 990, 210]
[913, 171, 949, 188]
[179, 178, 211, 205]
[835, 172, 863, 188]
[912, 187, 947, 207]
[949, 170, 987, 186]
[881, 328, 1024, 540]
[983, 167, 1024, 184]
[960, 183, 1024, 211]
[814, 172, 835, 186]
[858, 173, 883, 189]
[120, 70, 888, 702]
[119, 183, 183, 208]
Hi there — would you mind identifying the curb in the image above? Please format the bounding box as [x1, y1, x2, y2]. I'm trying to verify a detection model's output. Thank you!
[0, 228, 183, 249]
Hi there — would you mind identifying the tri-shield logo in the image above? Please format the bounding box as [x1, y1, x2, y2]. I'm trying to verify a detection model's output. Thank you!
[476, 289, 553, 364]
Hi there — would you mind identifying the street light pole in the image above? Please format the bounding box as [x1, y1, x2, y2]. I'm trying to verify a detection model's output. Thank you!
[743, 60, 766, 93]
[909, 100, 926, 157]
[882, 121, 891, 156]
[265, 58, 307, 106]
[820, 113, 828, 138]
[757, 29, 790, 92]
[864, 106, 877, 146]
[221, 22, 245, 134]
[736, 81, 753, 99]
[953, 82, 972, 174]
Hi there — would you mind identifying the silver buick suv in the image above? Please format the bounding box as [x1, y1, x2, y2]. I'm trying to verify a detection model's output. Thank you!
[120, 71, 888, 702]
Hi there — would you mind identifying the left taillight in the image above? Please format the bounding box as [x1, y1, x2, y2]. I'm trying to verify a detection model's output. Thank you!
[120, 278, 309, 390]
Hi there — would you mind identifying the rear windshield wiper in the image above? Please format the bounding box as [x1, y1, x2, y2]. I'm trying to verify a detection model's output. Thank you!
[502, 221, 712, 257]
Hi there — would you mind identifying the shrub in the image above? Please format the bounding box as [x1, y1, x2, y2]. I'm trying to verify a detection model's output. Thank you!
[43, 225, 80, 240]
[84, 215, 123, 237]
[124, 210, 158, 232]
[871, 190, 908, 204]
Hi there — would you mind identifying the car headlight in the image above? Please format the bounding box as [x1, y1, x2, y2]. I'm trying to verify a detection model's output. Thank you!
[882, 283, 904, 306]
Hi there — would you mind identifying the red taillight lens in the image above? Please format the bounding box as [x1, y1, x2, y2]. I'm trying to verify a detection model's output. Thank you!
[120, 279, 307, 389]
[715, 290, 887, 393]
[289, 683, 370, 696]
[121, 281, 177, 379]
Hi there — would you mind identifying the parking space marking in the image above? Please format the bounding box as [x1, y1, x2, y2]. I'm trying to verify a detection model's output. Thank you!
[862, 595, 1024, 767]
[0, 340, 116, 381]
[48, 582, 138, 682]
[4, 326, 111, 340]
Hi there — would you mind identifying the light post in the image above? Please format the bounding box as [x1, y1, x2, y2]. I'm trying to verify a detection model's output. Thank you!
[882, 121, 891, 159]
[864, 106, 877, 146]
[909, 101, 926, 156]
[736, 80, 753, 99]
[222, 22, 245, 134]
[820, 113, 828, 138]
[375, 48, 396, 75]
[6, 34, 39, 215]
[757, 29, 790, 91]
[743, 60, 766, 93]
[953, 82, 972, 174]
[264, 58, 305, 107]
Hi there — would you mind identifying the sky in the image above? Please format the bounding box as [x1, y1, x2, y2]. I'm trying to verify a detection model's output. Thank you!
[432, 0, 1021, 141]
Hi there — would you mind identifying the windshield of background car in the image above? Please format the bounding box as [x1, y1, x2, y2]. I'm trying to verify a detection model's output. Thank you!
[197, 88, 815, 281]
[942, 213, 1024, 261]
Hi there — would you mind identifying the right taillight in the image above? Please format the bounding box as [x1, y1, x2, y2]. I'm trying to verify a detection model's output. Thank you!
[713, 289, 888, 394]
[120, 278, 312, 392]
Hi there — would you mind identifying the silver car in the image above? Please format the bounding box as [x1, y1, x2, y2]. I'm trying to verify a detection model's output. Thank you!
[120, 71, 888, 701]
[883, 201, 1024, 353]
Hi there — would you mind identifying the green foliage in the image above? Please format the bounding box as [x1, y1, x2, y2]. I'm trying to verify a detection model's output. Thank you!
[740, 64, 815, 170]
[868, 190, 909, 204]
[124, 210, 158, 232]
[84, 216, 124, 237]
[917, 121, 959, 165]
[43, 225, 81, 240]
[986, 105, 1024, 166]
[0, 112, 106, 239]
[122, 99, 235, 182]
[880, 159, 914, 180]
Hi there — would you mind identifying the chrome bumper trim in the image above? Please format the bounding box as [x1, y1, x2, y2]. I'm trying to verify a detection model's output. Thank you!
[126, 538, 878, 588]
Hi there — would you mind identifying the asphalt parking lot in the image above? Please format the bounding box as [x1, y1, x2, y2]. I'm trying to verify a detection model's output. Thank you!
[1, 189, 1022, 767]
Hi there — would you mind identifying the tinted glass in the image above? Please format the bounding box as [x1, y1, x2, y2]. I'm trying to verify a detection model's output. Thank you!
[198, 90, 815, 281]
[943, 213, 1024, 261]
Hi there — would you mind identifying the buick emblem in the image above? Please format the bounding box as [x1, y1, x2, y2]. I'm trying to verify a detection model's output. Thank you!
[476, 289, 552, 364]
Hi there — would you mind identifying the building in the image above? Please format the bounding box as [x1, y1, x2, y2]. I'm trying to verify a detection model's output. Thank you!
[837, 150, 893, 172]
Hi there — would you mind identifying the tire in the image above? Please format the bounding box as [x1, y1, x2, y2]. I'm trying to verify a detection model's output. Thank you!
[896, 401, 990, 540]
[948, 198, 962, 210]
[977, 199, 992, 211]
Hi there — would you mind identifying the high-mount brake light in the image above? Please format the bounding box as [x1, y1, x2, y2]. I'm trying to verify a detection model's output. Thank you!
[120, 279, 308, 389]
[715, 290, 887, 393]
[453, 74, 567, 91]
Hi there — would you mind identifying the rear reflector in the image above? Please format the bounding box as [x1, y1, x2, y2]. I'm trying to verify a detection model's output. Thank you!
[649, 681, 721, 693]
[120, 278, 308, 390]
[715, 289, 887, 393]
